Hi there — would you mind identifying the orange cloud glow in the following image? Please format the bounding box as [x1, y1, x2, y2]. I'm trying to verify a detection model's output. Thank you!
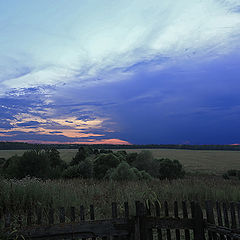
[11, 138, 131, 145]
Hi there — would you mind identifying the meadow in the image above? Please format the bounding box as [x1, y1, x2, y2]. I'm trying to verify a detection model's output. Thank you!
[1, 148, 240, 222]
[1, 148, 240, 174]
[1, 176, 240, 221]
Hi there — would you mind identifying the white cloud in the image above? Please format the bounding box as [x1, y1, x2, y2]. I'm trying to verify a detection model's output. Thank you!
[0, 0, 240, 90]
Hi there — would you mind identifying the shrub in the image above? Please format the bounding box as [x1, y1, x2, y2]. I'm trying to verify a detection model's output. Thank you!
[132, 150, 153, 170]
[2, 155, 22, 178]
[70, 147, 90, 166]
[108, 162, 137, 181]
[108, 162, 153, 181]
[46, 148, 64, 168]
[131, 150, 159, 177]
[18, 150, 51, 179]
[62, 160, 93, 179]
[131, 167, 152, 180]
[126, 153, 138, 164]
[2, 149, 66, 179]
[93, 153, 120, 179]
[113, 151, 127, 162]
[157, 158, 185, 180]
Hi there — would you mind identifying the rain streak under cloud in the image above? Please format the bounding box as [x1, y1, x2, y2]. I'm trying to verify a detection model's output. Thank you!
[0, 0, 240, 144]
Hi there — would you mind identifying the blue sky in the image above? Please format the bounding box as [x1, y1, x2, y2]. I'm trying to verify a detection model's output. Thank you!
[0, 0, 240, 144]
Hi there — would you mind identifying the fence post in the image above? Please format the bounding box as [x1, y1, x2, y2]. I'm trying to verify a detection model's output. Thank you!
[205, 200, 217, 240]
[134, 201, 148, 240]
[193, 203, 205, 240]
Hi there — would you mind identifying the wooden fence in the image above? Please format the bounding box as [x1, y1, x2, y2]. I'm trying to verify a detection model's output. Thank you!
[1, 200, 240, 240]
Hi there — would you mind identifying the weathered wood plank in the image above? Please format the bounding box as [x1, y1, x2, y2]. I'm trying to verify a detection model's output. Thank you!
[15, 218, 131, 239]
[48, 208, 54, 225]
[59, 207, 65, 223]
[90, 204, 96, 240]
[145, 216, 195, 229]
[155, 201, 162, 240]
[193, 203, 205, 240]
[206, 223, 240, 240]
[164, 201, 172, 240]
[230, 202, 237, 229]
[223, 202, 231, 240]
[124, 202, 129, 219]
[190, 201, 196, 240]
[37, 207, 42, 225]
[182, 201, 190, 240]
[27, 209, 32, 226]
[174, 201, 181, 240]
[112, 202, 119, 240]
[80, 205, 85, 221]
[135, 201, 141, 240]
[205, 200, 217, 240]
[237, 202, 240, 228]
[145, 200, 153, 240]
[216, 201, 225, 240]
[112, 202, 118, 219]
[70, 206, 75, 222]
[4, 212, 11, 228]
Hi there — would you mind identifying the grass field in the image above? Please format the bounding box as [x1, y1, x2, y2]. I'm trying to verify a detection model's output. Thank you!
[1, 148, 240, 229]
[1, 148, 240, 174]
[1, 176, 240, 220]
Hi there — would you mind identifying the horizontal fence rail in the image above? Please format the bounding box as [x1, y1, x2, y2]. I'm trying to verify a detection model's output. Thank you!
[1, 200, 240, 240]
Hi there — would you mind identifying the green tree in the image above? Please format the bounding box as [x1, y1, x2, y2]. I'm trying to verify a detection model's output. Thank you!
[70, 146, 95, 166]
[157, 158, 185, 180]
[131, 150, 158, 176]
[108, 162, 152, 181]
[93, 153, 120, 179]
[126, 152, 138, 164]
[46, 148, 63, 168]
[62, 159, 93, 179]
[18, 150, 50, 179]
[2, 155, 22, 178]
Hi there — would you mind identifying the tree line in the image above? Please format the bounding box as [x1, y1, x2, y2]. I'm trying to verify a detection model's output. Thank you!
[0, 141, 240, 151]
[0, 147, 185, 181]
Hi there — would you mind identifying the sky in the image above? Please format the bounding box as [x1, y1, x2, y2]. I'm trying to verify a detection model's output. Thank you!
[0, 0, 240, 145]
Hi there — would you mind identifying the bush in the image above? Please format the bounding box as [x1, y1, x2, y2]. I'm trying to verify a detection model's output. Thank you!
[2, 149, 66, 179]
[108, 162, 153, 181]
[93, 153, 120, 179]
[2, 155, 22, 178]
[70, 147, 90, 166]
[126, 153, 138, 164]
[62, 160, 93, 179]
[131, 167, 152, 180]
[108, 162, 136, 181]
[130, 150, 159, 177]
[18, 150, 51, 179]
[113, 151, 127, 162]
[46, 148, 64, 168]
[157, 158, 185, 180]
[132, 150, 153, 170]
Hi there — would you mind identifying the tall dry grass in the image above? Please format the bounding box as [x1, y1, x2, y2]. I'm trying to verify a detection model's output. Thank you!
[1, 175, 239, 220]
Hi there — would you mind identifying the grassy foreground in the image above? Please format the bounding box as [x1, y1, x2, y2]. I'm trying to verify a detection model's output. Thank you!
[1, 176, 240, 220]
[1, 148, 240, 174]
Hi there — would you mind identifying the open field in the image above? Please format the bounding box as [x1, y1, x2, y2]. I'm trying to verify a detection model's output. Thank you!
[1, 148, 240, 174]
